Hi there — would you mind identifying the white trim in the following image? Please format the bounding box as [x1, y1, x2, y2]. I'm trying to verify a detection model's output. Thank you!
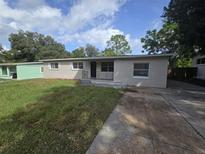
[1, 66, 8, 76]
[49, 62, 60, 70]
[40, 66, 44, 73]
[48, 63, 51, 69]
[100, 62, 114, 72]
[133, 76, 149, 79]
[133, 62, 149, 78]
[72, 61, 84, 70]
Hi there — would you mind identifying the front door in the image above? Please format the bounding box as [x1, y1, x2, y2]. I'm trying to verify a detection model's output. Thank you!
[91, 61, 96, 78]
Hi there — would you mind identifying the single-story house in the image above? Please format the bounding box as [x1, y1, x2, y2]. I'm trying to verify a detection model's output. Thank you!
[0, 62, 44, 80]
[192, 55, 205, 80]
[41, 54, 172, 88]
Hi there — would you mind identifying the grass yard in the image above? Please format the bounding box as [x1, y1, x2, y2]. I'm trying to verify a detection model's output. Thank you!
[0, 79, 121, 154]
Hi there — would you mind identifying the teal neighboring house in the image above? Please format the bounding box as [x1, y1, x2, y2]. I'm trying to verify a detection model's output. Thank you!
[0, 62, 43, 80]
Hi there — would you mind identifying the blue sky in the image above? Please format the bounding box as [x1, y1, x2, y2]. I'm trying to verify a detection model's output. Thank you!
[0, 0, 169, 54]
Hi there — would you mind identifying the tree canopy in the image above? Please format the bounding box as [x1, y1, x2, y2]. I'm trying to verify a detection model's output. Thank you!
[70, 35, 132, 58]
[84, 44, 99, 57]
[70, 44, 99, 58]
[141, 22, 179, 55]
[141, 0, 205, 58]
[70, 47, 85, 58]
[1, 32, 132, 61]
[7, 30, 69, 62]
[0, 44, 3, 52]
[103, 34, 131, 56]
[164, 0, 205, 56]
[0, 44, 4, 63]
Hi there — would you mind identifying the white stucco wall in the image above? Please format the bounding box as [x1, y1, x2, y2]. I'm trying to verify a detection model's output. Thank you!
[192, 55, 205, 79]
[113, 57, 169, 88]
[96, 61, 113, 80]
[43, 60, 114, 80]
[43, 57, 169, 88]
[43, 61, 89, 79]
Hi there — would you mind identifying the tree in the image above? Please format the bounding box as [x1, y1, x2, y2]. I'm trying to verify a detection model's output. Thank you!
[0, 44, 4, 62]
[141, 22, 179, 55]
[141, 0, 205, 58]
[84, 44, 99, 57]
[163, 0, 205, 56]
[8, 30, 69, 62]
[102, 48, 117, 56]
[105, 34, 131, 56]
[175, 58, 192, 68]
[0, 45, 13, 63]
[71, 47, 86, 58]
[0, 44, 3, 52]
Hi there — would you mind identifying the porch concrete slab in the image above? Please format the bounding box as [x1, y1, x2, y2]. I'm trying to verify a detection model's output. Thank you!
[81, 79, 126, 88]
[87, 88, 205, 154]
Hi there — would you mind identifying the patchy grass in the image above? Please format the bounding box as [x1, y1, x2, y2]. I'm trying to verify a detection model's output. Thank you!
[0, 78, 8, 82]
[0, 79, 121, 154]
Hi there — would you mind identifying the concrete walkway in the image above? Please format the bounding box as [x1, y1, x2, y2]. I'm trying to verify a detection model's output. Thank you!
[87, 85, 205, 154]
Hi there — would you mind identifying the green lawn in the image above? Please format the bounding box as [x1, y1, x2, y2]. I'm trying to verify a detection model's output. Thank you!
[0, 79, 121, 154]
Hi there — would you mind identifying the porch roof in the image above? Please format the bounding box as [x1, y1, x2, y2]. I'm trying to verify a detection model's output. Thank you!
[40, 54, 173, 62]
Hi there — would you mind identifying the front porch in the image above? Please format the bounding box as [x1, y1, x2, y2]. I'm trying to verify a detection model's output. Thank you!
[82, 60, 114, 80]
[80, 79, 126, 88]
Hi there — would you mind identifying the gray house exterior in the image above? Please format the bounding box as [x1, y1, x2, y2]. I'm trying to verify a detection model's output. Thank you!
[192, 55, 205, 80]
[41, 54, 171, 88]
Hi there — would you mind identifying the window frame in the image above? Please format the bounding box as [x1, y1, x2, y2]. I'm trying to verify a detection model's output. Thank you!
[49, 62, 59, 70]
[40, 66, 44, 73]
[72, 62, 84, 70]
[197, 58, 205, 65]
[133, 63, 149, 78]
[202, 58, 205, 64]
[1, 66, 8, 76]
[101, 62, 114, 72]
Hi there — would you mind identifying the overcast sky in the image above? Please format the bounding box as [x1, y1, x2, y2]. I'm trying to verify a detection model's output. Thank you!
[0, 0, 169, 54]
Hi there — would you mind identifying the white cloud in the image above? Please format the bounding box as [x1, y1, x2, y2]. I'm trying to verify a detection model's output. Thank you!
[58, 27, 142, 52]
[63, 0, 126, 32]
[0, 0, 142, 53]
[59, 27, 123, 48]
[2, 45, 10, 51]
[126, 34, 142, 52]
[0, 0, 62, 32]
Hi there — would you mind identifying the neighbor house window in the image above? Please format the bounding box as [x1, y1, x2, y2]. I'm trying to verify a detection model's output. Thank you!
[40, 67, 44, 72]
[73, 62, 83, 70]
[50, 63, 59, 69]
[2, 66, 8, 75]
[197, 58, 205, 64]
[133, 63, 149, 77]
[101, 62, 114, 72]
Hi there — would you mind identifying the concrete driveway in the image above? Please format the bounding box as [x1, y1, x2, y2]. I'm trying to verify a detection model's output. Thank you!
[87, 81, 205, 154]
[165, 80, 205, 139]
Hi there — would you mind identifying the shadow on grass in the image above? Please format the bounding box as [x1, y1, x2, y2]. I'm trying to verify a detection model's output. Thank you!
[0, 85, 120, 154]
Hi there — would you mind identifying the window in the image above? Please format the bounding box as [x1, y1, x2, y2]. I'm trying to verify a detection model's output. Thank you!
[2, 66, 8, 75]
[73, 62, 83, 70]
[40, 67, 44, 73]
[197, 58, 205, 64]
[101, 62, 113, 72]
[133, 63, 149, 77]
[50, 63, 59, 69]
